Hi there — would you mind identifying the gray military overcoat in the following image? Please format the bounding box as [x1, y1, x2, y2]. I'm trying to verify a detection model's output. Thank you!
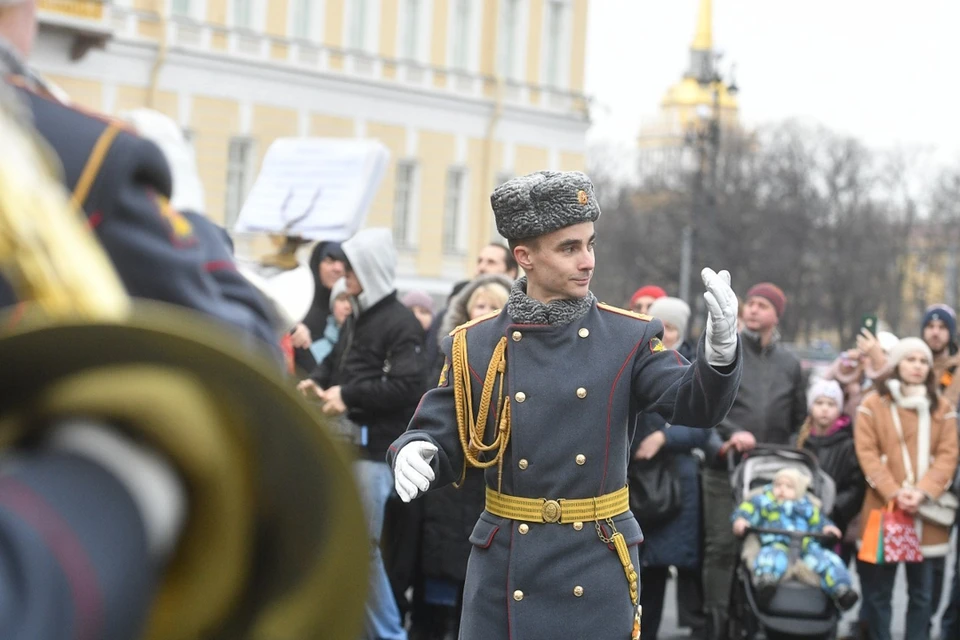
[388, 301, 741, 639]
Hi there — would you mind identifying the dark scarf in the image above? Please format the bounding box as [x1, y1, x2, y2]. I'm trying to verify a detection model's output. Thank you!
[506, 277, 595, 326]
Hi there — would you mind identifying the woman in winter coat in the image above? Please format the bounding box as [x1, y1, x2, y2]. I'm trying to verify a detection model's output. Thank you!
[796, 379, 865, 565]
[290, 241, 346, 372]
[411, 274, 512, 640]
[854, 337, 959, 640]
[632, 297, 720, 640]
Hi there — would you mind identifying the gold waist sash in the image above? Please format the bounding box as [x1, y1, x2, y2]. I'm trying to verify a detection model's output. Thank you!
[484, 485, 630, 524]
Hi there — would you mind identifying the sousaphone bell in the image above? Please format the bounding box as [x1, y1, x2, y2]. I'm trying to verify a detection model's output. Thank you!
[0, 84, 367, 639]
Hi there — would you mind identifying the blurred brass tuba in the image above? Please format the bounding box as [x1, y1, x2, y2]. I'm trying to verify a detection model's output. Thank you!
[0, 85, 367, 639]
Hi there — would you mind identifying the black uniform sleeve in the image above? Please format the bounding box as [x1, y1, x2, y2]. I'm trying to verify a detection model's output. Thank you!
[0, 453, 153, 640]
[91, 135, 277, 348]
[179, 212, 283, 362]
[386, 334, 463, 490]
[631, 320, 742, 430]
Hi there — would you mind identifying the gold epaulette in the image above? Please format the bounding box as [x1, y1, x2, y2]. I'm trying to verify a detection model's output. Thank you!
[448, 309, 500, 336]
[598, 302, 652, 322]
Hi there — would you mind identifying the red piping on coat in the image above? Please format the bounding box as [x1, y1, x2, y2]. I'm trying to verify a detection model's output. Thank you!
[203, 260, 236, 273]
[476, 525, 499, 549]
[0, 479, 104, 640]
[506, 523, 515, 639]
[601, 338, 644, 491]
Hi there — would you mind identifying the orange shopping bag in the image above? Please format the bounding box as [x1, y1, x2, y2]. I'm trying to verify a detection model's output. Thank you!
[857, 505, 885, 565]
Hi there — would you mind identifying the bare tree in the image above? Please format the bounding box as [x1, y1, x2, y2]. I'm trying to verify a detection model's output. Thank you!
[589, 120, 920, 350]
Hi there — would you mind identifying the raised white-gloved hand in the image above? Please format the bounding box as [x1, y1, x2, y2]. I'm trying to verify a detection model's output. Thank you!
[702, 268, 739, 367]
[393, 441, 438, 503]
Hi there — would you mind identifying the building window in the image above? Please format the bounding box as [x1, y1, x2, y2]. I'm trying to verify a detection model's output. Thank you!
[498, 0, 521, 80]
[233, 0, 253, 28]
[348, 0, 368, 50]
[543, 0, 565, 87]
[225, 137, 254, 227]
[443, 168, 466, 253]
[451, 0, 471, 71]
[393, 161, 417, 247]
[401, 0, 421, 60]
[291, 0, 312, 39]
[172, 0, 191, 17]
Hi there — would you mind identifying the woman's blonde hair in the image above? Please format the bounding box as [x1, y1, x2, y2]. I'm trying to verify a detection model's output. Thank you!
[467, 283, 509, 317]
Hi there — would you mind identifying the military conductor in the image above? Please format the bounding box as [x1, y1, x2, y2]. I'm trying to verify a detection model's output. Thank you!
[387, 170, 742, 640]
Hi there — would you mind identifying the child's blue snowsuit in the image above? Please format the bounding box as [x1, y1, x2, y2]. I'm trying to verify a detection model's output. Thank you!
[732, 485, 851, 595]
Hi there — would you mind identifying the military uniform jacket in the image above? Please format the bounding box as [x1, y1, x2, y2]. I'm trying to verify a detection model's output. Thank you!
[388, 302, 741, 639]
[0, 72, 280, 639]
[0, 79, 279, 359]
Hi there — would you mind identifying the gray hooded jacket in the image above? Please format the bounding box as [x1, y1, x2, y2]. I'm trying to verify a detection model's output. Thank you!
[311, 229, 425, 460]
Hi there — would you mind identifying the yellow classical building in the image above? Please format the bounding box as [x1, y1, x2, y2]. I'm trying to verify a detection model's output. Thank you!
[33, 0, 590, 294]
[636, 0, 738, 181]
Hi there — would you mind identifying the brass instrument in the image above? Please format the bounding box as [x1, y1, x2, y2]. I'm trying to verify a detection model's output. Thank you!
[0, 85, 367, 639]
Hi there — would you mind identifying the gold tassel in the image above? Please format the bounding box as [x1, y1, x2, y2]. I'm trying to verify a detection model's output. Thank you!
[451, 331, 511, 492]
[598, 523, 641, 639]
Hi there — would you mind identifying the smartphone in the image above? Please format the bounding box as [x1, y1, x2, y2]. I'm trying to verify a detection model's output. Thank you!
[860, 313, 878, 335]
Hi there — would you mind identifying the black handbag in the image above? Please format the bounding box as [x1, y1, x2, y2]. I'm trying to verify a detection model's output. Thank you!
[627, 454, 682, 528]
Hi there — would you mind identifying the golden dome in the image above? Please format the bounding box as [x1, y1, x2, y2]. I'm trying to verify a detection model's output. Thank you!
[661, 77, 738, 111]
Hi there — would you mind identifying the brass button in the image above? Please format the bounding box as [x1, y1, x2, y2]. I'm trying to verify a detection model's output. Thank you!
[576, 387, 587, 399]
[512, 331, 522, 342]
[574, 585, 584, 597]
[515, 392, 526, 403]
[519, 524, 529, 534]
[573, 522, 583, 531]
[576, 454, 586, 466]
[579, 328, 589, 338]
[518, 458, 529, 470]
[513, 590, 524, 601]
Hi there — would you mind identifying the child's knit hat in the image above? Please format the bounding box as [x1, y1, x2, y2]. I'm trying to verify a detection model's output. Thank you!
[774, 467, 810, 497]
[807, 379, 844, 413]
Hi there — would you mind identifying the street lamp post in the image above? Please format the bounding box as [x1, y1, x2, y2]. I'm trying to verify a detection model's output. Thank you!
[678, 55, 737, 307]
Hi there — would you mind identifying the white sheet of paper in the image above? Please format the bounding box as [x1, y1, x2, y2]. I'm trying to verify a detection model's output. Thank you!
[233, 138, 390, 241]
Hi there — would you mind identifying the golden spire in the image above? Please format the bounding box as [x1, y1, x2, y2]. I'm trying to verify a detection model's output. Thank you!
[691, 0, 712, 51]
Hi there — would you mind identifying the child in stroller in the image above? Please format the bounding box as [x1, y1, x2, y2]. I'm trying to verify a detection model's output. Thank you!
[726, 447, 858, 640]
[732, 467, 859, 611]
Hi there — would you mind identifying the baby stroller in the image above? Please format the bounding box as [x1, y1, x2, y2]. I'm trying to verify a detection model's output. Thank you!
[726, 446, 842, 640]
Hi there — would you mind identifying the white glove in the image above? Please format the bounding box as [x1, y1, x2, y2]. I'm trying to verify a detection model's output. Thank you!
[46, 419, 187, 562]
[702, 268, 739, 367]
[393, 441, 438, 503]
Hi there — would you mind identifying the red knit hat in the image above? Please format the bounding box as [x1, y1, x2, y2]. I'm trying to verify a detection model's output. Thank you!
[630, 285, 667, 308]
[746, 282, 787, 317]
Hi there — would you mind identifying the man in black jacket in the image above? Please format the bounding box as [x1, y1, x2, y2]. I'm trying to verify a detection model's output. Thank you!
[299, 227, 424, 640]
[701, 282, 806, 639]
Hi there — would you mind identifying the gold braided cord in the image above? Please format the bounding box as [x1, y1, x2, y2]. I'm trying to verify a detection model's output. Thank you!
[451, 330, 511, 492]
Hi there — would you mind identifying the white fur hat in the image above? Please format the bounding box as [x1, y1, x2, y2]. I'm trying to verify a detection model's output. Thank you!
[888, 336, 934, 368]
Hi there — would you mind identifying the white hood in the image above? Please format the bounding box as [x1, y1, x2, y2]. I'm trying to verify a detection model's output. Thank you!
[342, 228, 397, 311]
[121, 108, 206, 215]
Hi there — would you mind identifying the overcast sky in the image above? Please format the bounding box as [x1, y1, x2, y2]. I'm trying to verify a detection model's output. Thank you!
[585, 0, 960, 165]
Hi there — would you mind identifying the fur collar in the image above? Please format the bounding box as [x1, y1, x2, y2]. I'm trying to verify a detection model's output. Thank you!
[506, 277, 595, 326]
